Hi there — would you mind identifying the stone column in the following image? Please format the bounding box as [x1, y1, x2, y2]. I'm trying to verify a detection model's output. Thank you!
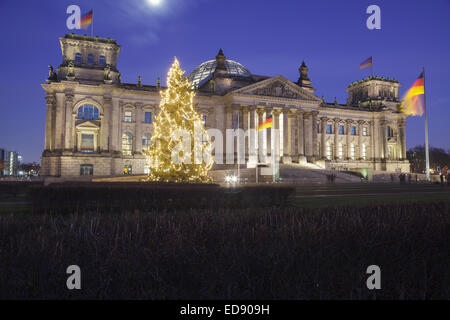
[358, 121, 364, 159]
[297, 111, 304, 158]
[334, 118, 340, 160]
[111, 98, 120, 153]
[266, 108, 272, 157]
[273, 109, 281, 161]
[303, 112, 312, 158]
[135, 103, 143, 154]
[398, 119, 406, 160]
[64, 94, 73, 151]
[55, 93, 65, 151]
[345, 120, 352, 159]
[289, 111, 297, 159]
[257, 108, 266, 162]
[102, 96, 112, 152]
[311, 111, 319, 160]
[44, 96, 55, 151]
[282, 108, 291, 163]
[320, 117, 327, 159]
[381, 121, 389, 159]
[242, 106, 250, 159]
[371, 120, 377, 160]
[249, 106, 257, 165]
[224, 105, 233, 163]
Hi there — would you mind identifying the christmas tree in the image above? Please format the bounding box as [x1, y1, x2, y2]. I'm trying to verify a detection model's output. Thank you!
[143, 58, 213, 183]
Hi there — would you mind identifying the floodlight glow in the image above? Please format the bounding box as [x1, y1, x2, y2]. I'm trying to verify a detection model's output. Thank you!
[147, 0, 162, 6]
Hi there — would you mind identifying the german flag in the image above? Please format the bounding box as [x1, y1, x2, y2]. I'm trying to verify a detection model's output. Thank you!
[81, 10, 93, 29]
[400, 72, 425, 116]
[258, 115, 273, 131]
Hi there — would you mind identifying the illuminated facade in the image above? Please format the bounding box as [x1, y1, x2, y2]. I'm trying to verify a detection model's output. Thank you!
[41, 34, 410, 176]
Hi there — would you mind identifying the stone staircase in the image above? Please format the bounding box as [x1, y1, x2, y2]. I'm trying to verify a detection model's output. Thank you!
[209, 163, 363, 184]
[279, 164, 363, 184]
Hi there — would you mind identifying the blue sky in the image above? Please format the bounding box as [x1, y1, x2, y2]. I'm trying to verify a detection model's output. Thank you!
[0, 0, 449, 162]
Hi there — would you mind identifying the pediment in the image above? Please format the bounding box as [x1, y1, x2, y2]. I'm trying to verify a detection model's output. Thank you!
[75, 119, 101, 128]
[230, 76, 321, 102]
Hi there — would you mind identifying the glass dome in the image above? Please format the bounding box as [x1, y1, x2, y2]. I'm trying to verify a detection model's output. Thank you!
[188, 59, 252, 88]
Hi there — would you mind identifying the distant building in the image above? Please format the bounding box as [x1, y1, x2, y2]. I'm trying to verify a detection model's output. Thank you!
[0, 149, 21, 176]
[0, 148, 6, 176]
[41, 34, 410, 176]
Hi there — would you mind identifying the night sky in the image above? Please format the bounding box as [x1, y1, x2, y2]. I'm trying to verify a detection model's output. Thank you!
[0, 0, 449, 162]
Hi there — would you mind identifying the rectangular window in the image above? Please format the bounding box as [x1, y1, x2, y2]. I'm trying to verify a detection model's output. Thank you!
[352, 126, 357, 135]
[350, 143, 355, 160]
[75, 53, 82, 63]
[99, 55, 106, 65]
[339, 125, 345, 135]
[338, 144, 343, 159]
[87, 54, 94, 64]
[362, 144, 367, 160]
[326, 143, 332, 160]
[144, 112, 152, 123]
[80, 134, 94, 153]
[316, 123, 320, 133]
[327, 124, 332, 134]
[362, 127, 368, 136]
[124, 111, 132, 122]
[80, 164, 93, 176]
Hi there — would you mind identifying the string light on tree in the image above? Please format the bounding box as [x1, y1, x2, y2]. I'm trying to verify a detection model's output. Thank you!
[143, 58, 213, 183]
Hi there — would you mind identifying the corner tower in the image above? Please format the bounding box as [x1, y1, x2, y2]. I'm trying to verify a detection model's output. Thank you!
[53, 34, 121, 84]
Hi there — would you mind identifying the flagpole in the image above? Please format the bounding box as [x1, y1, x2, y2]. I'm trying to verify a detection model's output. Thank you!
[91, 10, 94, 37]
[423, 66, 430, 181]
[371, 56, 374, 77]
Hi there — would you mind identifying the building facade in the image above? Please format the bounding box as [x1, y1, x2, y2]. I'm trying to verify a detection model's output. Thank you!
[41, 34, 410, 176]
[0, 149, 21, 176]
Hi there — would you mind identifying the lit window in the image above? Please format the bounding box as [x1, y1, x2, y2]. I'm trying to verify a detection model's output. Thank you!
[77, 104, 99, 120]
[142, 133, 151, 148]
[75, 53, 82, 63]
[122, 133, 133, 155]
[80, 164, 93, 176]
[339, 125, 345, 135]
[326, 143, 332, 160]
[80, 134, 94, 153]
[87, 54, 94, 63]
[327, 124, 332, 134]
[351, 126, 357, 135]
[124, 111, 132, 122]
[338, 143, 343, 159]
[362, 144, 367, 160]
[99, 55, 106, 65]
[144, 112, 152, 124]
[350, 143, 355, 160]
[362, 126, 368, 136]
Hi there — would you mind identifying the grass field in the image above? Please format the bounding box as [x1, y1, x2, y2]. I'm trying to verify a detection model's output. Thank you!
[0, 182, 448, 299]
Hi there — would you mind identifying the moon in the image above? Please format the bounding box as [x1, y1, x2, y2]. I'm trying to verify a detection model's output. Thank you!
[147, 0, 162, 6]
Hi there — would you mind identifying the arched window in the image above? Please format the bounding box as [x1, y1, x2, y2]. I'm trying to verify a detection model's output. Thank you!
[75, 53, 82, 63]
[122, 132, 133, 155]
[77, 104, 99, 120]
[87, 54, 94, 64]
[142, 133, 151, 148]
[99, 55, 106, 65]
